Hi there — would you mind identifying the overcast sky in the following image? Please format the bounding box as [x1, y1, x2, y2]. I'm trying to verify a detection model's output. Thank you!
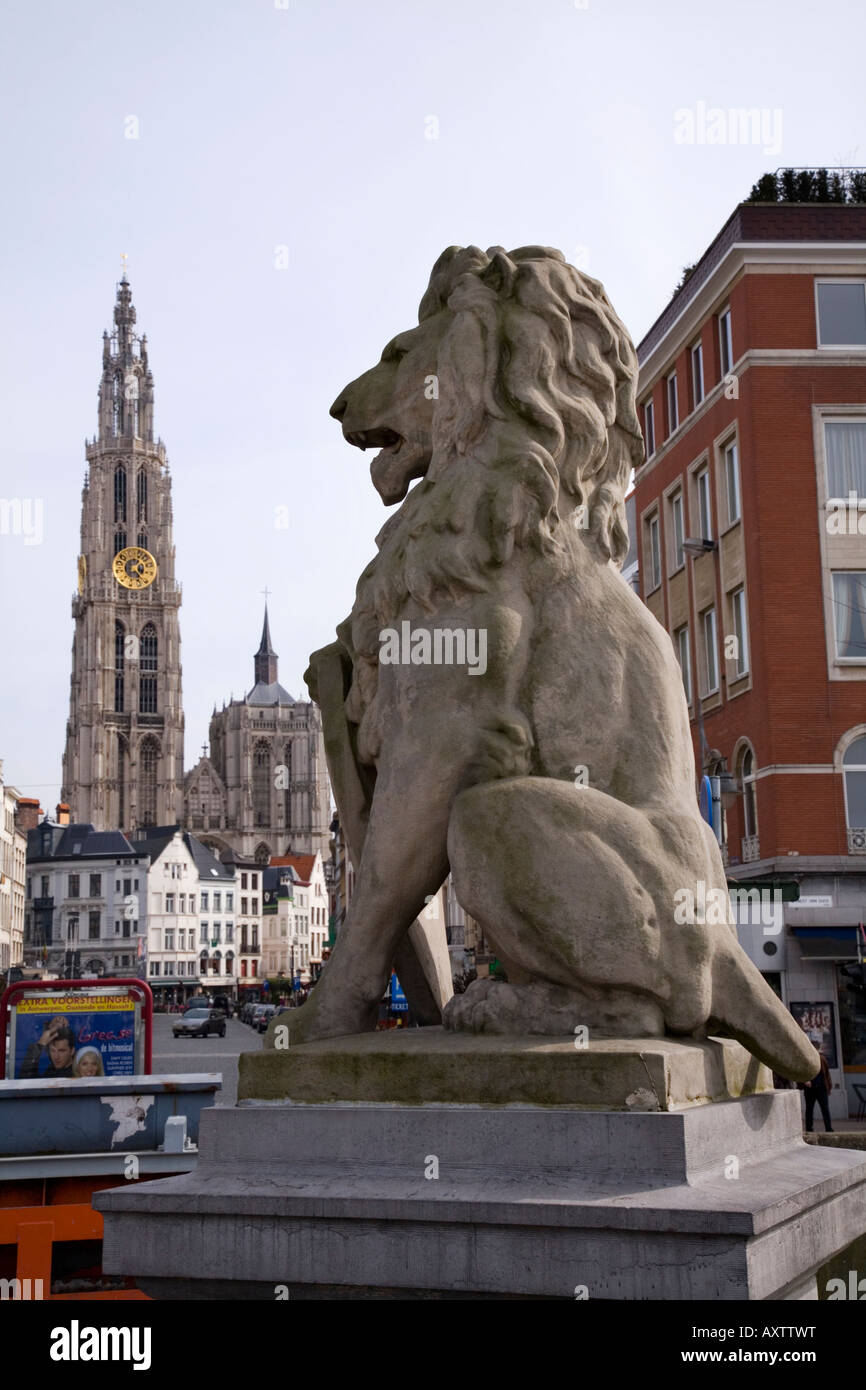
[1, 0, 862, 810]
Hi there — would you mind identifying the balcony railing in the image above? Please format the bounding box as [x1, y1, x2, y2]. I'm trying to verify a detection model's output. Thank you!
[848, 827, 866, 854]
[741, 835, 761, 863]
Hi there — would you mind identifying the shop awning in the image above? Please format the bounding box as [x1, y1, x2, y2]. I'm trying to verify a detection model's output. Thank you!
[790, 926, 862, 960]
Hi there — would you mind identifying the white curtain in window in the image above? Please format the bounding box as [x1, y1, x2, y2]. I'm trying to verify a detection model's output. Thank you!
[834, 572, 866, 658]
[826, 422, 866, 498]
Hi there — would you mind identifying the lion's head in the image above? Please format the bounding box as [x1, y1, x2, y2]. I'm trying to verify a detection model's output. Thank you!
[331, 244, 644, 573]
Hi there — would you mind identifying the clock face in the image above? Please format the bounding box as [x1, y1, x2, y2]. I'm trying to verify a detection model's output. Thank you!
[113, 546, 157, 590]
[77, 554, 87, 595]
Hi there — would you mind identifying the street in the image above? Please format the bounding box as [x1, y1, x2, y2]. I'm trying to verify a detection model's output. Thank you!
[151, 1012, 263, 1107]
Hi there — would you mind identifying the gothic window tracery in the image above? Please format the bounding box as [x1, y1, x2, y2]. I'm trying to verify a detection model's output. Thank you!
[139, 736, 159, 827]
[114, 464, 127, 522]
[115, 621, 125, 712]
[253, 741, 270, 828]
[140, 624, 158, 713]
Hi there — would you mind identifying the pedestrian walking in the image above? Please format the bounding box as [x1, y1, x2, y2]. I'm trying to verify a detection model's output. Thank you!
[802, 1045, 834, 1133]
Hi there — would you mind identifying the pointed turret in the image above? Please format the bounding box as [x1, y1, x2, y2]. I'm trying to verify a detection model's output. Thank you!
[254, 604, 279, 687]
[97, 275, 153, 443]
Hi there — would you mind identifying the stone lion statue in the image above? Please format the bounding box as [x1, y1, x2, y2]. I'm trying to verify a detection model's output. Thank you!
[273, 244, 817, 1082]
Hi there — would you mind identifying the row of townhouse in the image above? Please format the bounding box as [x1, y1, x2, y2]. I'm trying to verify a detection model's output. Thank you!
[0, 760, 27, 975]
[633, 183, 866, 1120]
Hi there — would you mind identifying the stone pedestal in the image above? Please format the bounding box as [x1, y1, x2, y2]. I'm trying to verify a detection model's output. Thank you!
[95, 1033, 866, 1300]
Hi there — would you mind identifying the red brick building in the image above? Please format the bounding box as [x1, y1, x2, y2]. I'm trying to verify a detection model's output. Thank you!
[633, 189, 866, 1117]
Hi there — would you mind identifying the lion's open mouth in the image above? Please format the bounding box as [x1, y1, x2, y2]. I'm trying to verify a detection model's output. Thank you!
[344, 427, 430, 504]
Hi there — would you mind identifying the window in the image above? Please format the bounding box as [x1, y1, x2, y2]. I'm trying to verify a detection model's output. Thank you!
[675, 625, 692, 705]
[139, 736, 158, 827]
[41, 875, 49, 898]
[283, 744, 292, 830]
[200, 923, 208, 944]
[189, 896, 195, 913]
[114, 463, 127, 522]
[213, 892, 221, 911]
[251, 898, 259, 915]
[213, 923, 221, 943]
[179, 893, 186, 914]
[165, 930, 174, 951]
[115, 622, 125, 712]
[691, 341, 704, 407]
[226, 892, 233, 911]
[165, 893, 175, 913]
[843, 736, 866, 829]
[67, 915, 78, 942]
[226, 922, 234, 943]
[666, 371, 678, 435]
[833, 572, 866, 660]
[825, 421, 866, 499]
[719, 308, 733, 376]
[115, 920, 121, 935]
[251, 874, 258, 889]
[739, 746, 758, 840]
[702, 608, 719, 694]
[140, 624, 158, 714]
[817, 281, 866, 347]
[88, 911, 100, 939]
[647, 513, 661, 590]
[150, 961, 160, 977]
[241, 873, 248, 891]
[241, 897, 248, 916]
[670, 491, 684, 570]
[68, 874, 79, 898]
[724, 440, 741, 524]
[696, 468, 712, 540]
[200, 892, 208, 911]
[137, 467, 148, 521]
[731, 587, 749, 677]
[253, 742, 270, 828]
[89, 874, 101, 897]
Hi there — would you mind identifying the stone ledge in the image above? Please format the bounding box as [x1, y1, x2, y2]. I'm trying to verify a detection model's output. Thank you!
[238, 1028, 771, 1110]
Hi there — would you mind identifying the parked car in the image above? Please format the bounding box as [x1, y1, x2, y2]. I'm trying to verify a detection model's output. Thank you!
[256, 1004, 277, 1033]
[173, 1008, 226, 1039]
[247, 1003, 268, 1028]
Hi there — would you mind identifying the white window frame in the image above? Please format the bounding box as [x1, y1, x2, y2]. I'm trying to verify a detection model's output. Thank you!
[832, 571, 866, 663]
[702, 608, 719, 695]
[647, 513, 661, 591]
[731, 586, 749, 678]
[670, 490, 684, 571]
[719, 307, 733, 377]
[644, 399, 655, 458]
[666, 371, 678, 435]
[696, 467, 712, 541]
[676, 624, 692, 705]
[723, 438, 741, 525]
[691, 341, 704, 407]
[815, 278, 866, 350]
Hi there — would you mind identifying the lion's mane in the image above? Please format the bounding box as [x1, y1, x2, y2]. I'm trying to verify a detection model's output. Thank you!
[341, 245, 645, 740]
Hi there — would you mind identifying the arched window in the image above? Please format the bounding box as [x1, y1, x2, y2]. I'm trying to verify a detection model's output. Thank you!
[137, 531, 147, 550]
[843, 735, 866, 831]
[200, 950, 208, 978]
[737, 744, 759, 858]
[252, 741, 270, 828]
[137, 468, 147, 522]
[211, 949, 222, 975]
[140, 624, 158, 713]
[226, 951, 235, 976]
[117, 734, 127, 830]
[112, 373, 122, 436]
[139, 736, 159, 827]
[114, 464, 127, 522]
[115, 621, 125, 712]
[114, 528, 127, 555]
[707, 755, 728, 849]
[283, 742, 292, 829]
[254, 842, 271, 865]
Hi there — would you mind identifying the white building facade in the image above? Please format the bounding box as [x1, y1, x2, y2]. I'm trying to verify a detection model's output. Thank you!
[0, 762, 26, 974]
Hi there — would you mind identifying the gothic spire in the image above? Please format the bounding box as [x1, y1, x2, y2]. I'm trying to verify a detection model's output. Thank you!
[97, 274, 153, 444]
[254, 604, 279, 686]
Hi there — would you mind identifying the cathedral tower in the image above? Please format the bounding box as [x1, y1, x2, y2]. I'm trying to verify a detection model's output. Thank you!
[61, 274, 184, 831]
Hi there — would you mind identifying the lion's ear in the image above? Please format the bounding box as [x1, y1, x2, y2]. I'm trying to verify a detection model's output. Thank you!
[481, 249, 516, 296]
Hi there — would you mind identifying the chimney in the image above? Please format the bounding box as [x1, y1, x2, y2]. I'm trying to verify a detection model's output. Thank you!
[15, 798, 41, 833]
[56, 802, 71, 826]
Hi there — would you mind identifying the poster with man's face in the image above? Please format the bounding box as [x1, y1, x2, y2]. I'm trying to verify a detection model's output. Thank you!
[10, 993, 137, 1079]
[790, 1002, 837, 1069]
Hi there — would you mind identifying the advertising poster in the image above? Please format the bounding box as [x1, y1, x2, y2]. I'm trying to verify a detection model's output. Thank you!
[790, 1001, 838, 1069]
[12, 992, 138, 1079]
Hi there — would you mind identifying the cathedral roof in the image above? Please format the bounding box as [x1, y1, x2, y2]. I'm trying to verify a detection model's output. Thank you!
[245, 679, 296, 706]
